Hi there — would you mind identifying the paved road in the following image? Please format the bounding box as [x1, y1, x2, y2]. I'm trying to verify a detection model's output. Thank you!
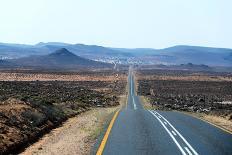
[99, 69, 232, 155]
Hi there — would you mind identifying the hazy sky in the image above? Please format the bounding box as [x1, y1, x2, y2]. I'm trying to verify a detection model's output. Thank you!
[0, 0, 231, 48]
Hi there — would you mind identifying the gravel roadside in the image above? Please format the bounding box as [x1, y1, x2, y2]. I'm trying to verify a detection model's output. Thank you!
[20, 107, 119, 155]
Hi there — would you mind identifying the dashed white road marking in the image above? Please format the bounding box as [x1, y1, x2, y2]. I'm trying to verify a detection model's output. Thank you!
[130, 75, 137, 110]
[130, 78, 133, 95]
[164, 122, 167, 125]
[132, 97, 137, 110]
[172, 130, 177, 136]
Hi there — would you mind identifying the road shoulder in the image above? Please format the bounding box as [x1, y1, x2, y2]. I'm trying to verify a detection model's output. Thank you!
[20, 107, 119, 155]
[180, 111, 232, 134]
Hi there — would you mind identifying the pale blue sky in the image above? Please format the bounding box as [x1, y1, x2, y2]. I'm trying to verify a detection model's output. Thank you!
[0, 0, 231, 48]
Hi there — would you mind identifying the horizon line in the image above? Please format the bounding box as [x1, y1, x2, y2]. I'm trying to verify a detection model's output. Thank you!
[0, 41, 232, 50]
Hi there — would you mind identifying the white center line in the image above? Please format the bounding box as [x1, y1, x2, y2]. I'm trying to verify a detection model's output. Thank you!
[130, 78, 133, 95]
[155, 111, 199, 155]
[149, 110, 187, 155]
[132, 97, 137, 110]
[164, 122, 167, 125]
[185, 147, 193, 155]
[130, 75, 137, 110]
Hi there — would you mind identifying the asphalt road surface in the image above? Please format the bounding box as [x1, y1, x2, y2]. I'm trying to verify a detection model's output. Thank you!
[97, 68, 232, 155]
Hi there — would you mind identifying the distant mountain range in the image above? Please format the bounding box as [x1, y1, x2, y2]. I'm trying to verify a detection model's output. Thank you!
[0, 42, 232, 66]
[1, 48, 112, 69]
[0, 42, 131, 59]
[0, 60, 16, 67]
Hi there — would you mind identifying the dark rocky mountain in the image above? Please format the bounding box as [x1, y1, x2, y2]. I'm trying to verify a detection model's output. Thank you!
[9, 48, 113, 69]
[33, 42, 132, 59]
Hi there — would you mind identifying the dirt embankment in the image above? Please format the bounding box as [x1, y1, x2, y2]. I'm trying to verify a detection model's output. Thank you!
[0, 98, 66, 154]
[20, 107, 119, 155]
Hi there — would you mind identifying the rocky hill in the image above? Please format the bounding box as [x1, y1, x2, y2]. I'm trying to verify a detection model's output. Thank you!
[8, 48, 113, 69]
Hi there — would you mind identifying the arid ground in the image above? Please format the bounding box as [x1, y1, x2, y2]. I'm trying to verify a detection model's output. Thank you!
[0, 69, 127, 155]
[136, 69, 232, 132]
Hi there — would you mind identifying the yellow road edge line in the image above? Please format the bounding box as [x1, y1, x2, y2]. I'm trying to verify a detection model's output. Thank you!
[178, 111, 232, 135]
[96, 110, 120, 155]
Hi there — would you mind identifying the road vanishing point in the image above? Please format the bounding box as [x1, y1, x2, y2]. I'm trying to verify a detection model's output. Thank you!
[96, 68, 232, 155]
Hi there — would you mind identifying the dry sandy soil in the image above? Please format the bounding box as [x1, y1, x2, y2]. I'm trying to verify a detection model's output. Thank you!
[20, 107, 117, 155]
[20, 95, 126, 155]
